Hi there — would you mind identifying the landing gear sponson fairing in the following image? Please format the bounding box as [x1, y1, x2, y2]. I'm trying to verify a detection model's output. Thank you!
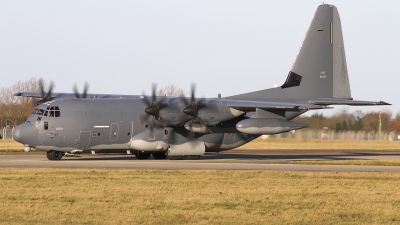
[13, 4, 389, 160]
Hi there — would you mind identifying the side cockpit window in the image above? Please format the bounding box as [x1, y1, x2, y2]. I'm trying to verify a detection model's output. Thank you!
[44, 106, 61, 117]
[32, 108, 45, 116]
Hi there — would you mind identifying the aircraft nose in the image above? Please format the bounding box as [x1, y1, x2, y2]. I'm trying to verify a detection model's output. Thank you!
[13, 123, 39, 147]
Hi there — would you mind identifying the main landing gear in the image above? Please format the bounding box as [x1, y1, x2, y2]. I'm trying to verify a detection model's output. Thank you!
[169, 155, 200, 160]
[133, 153, 200, 160]
[134, 153, 151, 160]
[152, 153, 168, 160]
[46, 150, 64, 160]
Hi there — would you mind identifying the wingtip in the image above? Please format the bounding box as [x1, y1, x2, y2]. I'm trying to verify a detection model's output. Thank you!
[380, 101, 391, 105]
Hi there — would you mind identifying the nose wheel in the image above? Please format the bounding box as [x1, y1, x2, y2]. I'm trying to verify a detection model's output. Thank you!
[46, 150, 64, 160]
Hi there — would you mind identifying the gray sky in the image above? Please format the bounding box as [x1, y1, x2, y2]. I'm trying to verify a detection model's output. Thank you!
[1, 0, 399, 116]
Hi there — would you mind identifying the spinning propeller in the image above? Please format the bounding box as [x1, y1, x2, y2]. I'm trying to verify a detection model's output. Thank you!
[181, 83, 207, 126]
[73, 82, 89, 98]
[37, 79, 55, 104]
[180, 83, 209, 138]
[140, 84, 168, 138]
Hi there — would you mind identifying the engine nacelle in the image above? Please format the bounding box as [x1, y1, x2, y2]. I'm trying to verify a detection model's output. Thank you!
[236, 118, 307, 135]
[184, 121, 209, 133]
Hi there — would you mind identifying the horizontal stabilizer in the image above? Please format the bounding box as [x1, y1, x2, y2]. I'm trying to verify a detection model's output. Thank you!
[309, 99, 391, 106]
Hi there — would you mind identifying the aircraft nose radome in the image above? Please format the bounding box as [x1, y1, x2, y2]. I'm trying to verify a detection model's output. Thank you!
[13, 123, 39, 147]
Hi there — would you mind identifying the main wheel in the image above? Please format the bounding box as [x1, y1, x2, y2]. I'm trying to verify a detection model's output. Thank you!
[185, 155, 201, 160]
[168, 155, 183, 160]
[46, 151, 53, 160]
[135, 153, 151, 160]
[47, 150, 63, 160]
[152, 153, 167, 160]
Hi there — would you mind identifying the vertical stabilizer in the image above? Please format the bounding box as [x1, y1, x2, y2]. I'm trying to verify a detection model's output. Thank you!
[332, 6, 351, 98]
[229, 4, 352, 100]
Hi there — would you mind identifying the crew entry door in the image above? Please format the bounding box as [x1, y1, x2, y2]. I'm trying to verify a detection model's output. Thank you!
[76, 131, 91, 150]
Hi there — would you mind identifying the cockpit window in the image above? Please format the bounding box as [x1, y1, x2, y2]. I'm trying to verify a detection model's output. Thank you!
[44, 106, 61, 117]
[32, 108, 45, 115]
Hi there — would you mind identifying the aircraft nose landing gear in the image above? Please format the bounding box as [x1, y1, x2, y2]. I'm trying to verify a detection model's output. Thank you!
[46, 150, 64, 160]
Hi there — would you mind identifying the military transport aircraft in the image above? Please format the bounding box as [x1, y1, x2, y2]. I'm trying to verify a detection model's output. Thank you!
[13, 4, 389, 160]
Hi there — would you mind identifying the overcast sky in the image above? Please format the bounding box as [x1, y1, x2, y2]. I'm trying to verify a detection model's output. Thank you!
[1, 0, 399, 116]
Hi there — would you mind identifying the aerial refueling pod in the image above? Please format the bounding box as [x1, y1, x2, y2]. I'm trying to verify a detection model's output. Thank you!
[168, 141, 205, 156]
[130, 130, 169, 151]
[236, 118, 308, 135]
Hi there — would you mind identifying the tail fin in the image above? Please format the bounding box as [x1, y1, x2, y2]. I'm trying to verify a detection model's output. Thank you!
[230, 4, 351, 100]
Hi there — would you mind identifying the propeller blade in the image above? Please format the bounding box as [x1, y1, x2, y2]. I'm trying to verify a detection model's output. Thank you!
[151, 83, 157, 104]
[82, 82, 89, 98]
[141, 92, 152, 106]
[190, 83, 196, 104]
[39, 78, 46, 98]
[46, 81, 54, 100]
[73, 84, 80, 98]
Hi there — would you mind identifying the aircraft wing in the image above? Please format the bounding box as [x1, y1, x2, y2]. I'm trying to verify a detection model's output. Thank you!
[226, 100, 326, 112]
[14, 92, 141, 99]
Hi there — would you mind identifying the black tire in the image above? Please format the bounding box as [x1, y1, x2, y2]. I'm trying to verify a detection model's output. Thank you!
[47, 151, 63, 160]
[168, 155, 183, 160]
[46, 151, 53, 160]
[135, 153, 151, 160]
[185, 155, 201, 160]
[152, 153, 167, 160]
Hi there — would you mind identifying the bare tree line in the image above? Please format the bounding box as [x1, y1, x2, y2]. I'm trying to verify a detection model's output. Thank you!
[293, 108, 400, 133]
[156, 84, 185, 97]
[0, 78, 42, 127]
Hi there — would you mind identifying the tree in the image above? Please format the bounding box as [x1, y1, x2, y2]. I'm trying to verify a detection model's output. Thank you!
[0, 78, 43, 128]
[388, 111, 400, 132]
[157, 84, 185, 97]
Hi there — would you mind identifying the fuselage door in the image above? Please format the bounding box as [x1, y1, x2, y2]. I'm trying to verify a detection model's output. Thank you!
[76, 131, 91, 150]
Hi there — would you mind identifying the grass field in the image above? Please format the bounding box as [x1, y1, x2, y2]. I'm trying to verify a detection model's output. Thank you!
[0, 169, 400, 225]
[0, 139, 24, 152]
[2, 138, 400, 152]
[237, 138, 400, 150]
[290, 160, 400, 166]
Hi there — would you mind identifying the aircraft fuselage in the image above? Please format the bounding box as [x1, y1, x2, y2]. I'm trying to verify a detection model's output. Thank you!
[15, 98, 258, 155]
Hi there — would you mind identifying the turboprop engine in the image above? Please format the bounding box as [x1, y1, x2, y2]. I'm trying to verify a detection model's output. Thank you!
[236, 118, 308, 135]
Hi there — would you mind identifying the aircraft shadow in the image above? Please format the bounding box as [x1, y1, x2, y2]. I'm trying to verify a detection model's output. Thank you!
[61, 151, 400, 162]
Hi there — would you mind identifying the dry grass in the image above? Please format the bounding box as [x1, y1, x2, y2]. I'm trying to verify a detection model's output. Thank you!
[238, 138, 400, 150]
[290, 160, 400, 166]
[1, 169, 400, 225]
[0, 139, 25, 152]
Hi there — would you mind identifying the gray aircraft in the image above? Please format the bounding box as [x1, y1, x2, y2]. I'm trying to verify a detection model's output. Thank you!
[13, 4, 389, 160]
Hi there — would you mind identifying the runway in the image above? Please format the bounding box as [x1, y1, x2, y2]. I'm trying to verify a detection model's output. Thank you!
[1, 150, 400, 172]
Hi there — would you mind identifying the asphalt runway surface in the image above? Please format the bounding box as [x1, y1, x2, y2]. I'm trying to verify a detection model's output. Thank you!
[2, 150, 400, 172]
